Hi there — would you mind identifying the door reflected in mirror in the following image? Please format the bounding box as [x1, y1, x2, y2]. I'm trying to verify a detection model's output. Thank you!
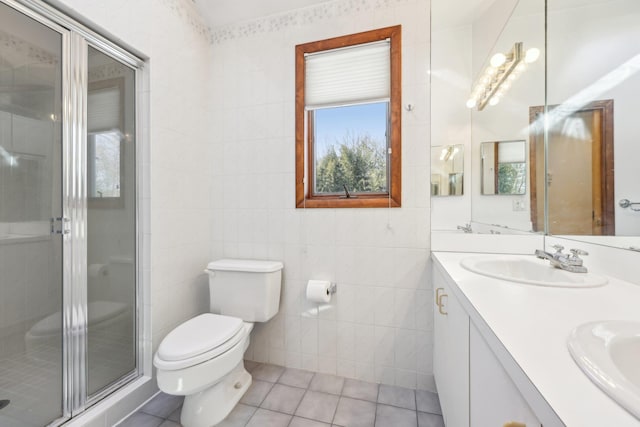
[481, 140, 526, 196]
[530, 101, 615, 235]
[431, 144, 464, 196]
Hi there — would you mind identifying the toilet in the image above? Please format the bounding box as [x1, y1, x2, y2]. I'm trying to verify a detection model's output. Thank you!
[153, 259, 283, 427]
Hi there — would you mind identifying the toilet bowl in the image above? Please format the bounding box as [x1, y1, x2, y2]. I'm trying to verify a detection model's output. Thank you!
[154, 313, 254, 427]
[153, 258, 283, 427]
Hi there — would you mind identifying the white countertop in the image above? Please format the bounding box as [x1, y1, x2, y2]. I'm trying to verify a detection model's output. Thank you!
[432, 251, 640, 427]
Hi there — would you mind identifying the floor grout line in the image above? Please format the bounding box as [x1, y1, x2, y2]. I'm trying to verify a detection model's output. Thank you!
[124, 362, 443, 427]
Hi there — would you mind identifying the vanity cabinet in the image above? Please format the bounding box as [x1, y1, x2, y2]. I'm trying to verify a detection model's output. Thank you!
[433, 267, 469, 427]
[434, 265, 542, 427]
[469, 322, 541, 427]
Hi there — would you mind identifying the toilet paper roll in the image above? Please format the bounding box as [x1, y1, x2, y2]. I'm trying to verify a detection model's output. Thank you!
[88, 263, 107, 278]
[306, 280, 332, 303]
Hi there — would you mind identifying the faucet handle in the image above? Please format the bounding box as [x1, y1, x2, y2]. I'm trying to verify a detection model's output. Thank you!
[570, 248, 588, 256]
[551, 244, 565, 253]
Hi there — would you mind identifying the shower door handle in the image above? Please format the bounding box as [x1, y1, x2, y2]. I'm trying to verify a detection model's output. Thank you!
[50, 217, 71, 235]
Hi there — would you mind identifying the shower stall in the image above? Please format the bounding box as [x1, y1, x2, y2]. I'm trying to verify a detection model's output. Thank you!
[0, 1, 142, 425]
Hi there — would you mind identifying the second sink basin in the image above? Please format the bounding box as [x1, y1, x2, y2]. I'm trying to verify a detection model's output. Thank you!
[460, 255, 608, 288]
[568, 321, 640, 420]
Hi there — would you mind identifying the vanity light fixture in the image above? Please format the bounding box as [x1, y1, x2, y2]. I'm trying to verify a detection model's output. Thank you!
[440, 145, 460, 162]
[466, 42, 540, 111]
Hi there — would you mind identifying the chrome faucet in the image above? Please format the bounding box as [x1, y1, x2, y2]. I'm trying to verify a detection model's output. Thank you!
[535, 244, 589, 273]
[457, 223, 473, 233]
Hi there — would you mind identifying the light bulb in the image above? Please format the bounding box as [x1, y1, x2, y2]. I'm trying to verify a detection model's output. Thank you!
[516, 62, 527, 72]
[525, 47, 540, 63]
[481, 75, 491, 84]
[489, 96, 500, 106]
[485, 67, 497, 76]
[466, 98, 477, 109]
[508, 72, 519, 81]
[501, 82, 511, 90]
[490, 53, 506, 68]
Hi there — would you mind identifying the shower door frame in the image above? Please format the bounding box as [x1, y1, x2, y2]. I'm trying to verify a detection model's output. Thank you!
[2, 0, 146, 424]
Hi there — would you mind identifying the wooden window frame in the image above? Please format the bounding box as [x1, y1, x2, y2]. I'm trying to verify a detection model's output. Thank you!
[295, 25, 402, 208]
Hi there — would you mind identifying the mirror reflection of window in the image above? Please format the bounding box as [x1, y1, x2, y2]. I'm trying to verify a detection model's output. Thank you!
[87, 83, 123, 200]
[88, 131, 121, 198]
[431, 144, 464, 196]
[481, 140, 526, 195]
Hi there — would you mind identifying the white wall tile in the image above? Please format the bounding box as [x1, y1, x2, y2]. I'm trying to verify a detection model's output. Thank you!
[394, 289, 416, 329]
[318, 319, 337, 358]
[318, 357, 338, 375]
[302, 353, 319, 372]
[207, 0, 431, 391]
[355, 363, 376, 383]
[337, 322, 355, 361]
[337, 359, 356, 379]
[394, 329, 417, 371]
[374, 326, 395, 367]
[374, 287, 395, 327]
[335, 284, 357, 322]
[355, 324, 376, 365]
[300, 317, 318, 354]
[284, 315, 302, 353]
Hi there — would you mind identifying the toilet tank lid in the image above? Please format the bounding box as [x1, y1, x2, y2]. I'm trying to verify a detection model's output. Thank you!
[207, 259, 283, 273]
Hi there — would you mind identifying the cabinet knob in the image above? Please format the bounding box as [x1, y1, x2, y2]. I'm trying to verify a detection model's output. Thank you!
[435, 288, 444, 306]
[503, 422, 526, 427]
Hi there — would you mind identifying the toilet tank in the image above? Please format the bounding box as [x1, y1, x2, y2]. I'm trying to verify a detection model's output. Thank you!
[206, 259, 283, 322]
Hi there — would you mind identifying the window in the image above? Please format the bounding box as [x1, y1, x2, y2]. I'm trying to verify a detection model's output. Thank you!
[295, 26, 402, 208]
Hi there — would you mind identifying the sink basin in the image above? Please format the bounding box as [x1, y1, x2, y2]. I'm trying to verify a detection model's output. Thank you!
[568, 321, 640, 419]
[460, 255, 608, 288]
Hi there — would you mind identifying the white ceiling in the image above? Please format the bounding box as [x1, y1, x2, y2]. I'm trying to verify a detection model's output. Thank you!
[431, 0, 495, 30]
[194, 0, 333, 28]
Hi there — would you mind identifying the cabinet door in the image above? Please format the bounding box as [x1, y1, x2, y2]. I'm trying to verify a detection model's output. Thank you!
[470, 323, 541, 427]
[433, 268, 469, 427]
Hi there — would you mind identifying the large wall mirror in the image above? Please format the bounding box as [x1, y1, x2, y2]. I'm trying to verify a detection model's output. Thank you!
[545, 0, 640, 250]
[470, 0, 544, 232]
[431, 0, 640, 249]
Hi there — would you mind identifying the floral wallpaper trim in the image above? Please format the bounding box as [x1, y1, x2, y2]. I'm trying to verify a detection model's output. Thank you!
[210, 0, 413, 44]
[0, 29, 58, 65]
[159, 0, 211, 41]
[89, 62, 131, 82]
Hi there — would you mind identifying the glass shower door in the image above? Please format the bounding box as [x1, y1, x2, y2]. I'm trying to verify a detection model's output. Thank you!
[0, 2, 65, 425]
[86, 46, 137, 398]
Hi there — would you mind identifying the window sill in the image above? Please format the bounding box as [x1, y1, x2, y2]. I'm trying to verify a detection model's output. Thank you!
[296, 195, 401, 208]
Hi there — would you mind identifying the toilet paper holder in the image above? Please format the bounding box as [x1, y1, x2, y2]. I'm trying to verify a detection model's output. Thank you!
[328, 283, 337, 294]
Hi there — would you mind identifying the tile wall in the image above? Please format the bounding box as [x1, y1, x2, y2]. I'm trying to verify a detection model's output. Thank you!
[208, 0, 433, 390]
[53, 0, 433, 393]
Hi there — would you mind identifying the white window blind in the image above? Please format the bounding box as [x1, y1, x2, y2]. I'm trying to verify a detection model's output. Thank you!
[305, 40, 390, 109]
[88, 87, 120, 132]
[498, 142, 526, 163]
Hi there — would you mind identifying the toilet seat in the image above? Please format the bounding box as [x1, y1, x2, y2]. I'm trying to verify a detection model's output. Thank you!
[154, 313, 248, 371]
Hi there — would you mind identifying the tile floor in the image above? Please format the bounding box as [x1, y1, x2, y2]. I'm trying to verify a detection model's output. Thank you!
[118, 362, 444, 427]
